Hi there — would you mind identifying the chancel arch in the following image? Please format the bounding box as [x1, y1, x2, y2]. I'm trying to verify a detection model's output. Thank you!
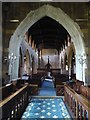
[9, 4, 87, 84]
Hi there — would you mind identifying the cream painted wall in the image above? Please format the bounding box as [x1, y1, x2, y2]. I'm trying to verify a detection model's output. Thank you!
[41, 49, 59, 68]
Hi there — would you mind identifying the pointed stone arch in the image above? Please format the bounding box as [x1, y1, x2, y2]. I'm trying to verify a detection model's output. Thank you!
[9, 4, 87, 83]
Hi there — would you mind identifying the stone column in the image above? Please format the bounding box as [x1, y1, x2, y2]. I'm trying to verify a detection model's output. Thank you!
[87, 53, 90, 85]
[69, 65, 71, 80]
[9, 35, 24, 80]
[76, 55, 82, 81]
[88, 9, 90, 85]
[87, 7, 90, 86]
[38, 49, 40, 68]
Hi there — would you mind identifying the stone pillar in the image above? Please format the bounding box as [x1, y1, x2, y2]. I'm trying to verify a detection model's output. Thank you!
[9, 35, 24, 80]
[76, 55, 82, 81]
[33, 58, 38, 74]
[87, 53, 90, 85]
[32, 56, 33, 75]
[87, 7, 90, 85]
[20, 54, 25, 76]
[69, 65, 71, 80]
[38, 49, 40, 68]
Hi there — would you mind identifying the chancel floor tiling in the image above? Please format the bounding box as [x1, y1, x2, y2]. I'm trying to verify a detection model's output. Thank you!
[21, 98, 71, 119]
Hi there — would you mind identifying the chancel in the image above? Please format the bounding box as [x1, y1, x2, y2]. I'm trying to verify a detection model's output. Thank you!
[1, 2, 90, 120]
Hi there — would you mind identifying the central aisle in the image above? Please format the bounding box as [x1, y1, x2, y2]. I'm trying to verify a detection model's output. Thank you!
[21, 97, 71, 119]
[38, 79, 56, 96]
[21, 79, 72, 119]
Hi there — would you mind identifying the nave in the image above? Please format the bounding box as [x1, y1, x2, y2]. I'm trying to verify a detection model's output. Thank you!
[0, 73, 89, 119]
[1, 2, 90, 120]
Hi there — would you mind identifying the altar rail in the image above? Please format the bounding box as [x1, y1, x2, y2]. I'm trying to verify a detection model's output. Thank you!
[0, 85, 29, 119]
[64, 85, 90, 119]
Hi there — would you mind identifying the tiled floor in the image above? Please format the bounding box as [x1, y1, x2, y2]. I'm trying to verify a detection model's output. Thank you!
[21, 98, 72, 119]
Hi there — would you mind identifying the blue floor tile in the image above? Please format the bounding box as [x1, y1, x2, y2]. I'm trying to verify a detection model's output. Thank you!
[21, 98, 71, 119]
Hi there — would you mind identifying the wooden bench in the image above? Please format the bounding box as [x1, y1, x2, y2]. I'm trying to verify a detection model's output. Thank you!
[72, 80, 84, 93]
[80, 85, 90, 100]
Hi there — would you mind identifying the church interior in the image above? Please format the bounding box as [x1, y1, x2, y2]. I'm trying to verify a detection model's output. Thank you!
[0, 2, 90, 119]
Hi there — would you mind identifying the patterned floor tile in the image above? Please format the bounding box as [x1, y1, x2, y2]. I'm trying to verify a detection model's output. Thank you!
[21, 98, 71, 119]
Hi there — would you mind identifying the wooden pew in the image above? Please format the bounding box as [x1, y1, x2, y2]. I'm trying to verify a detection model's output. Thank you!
[80, 85, 90, 100]
[64, 85, 90, 119]
[73, 80, 84, 93]
[0, 85, 29, 119]
[0, 83, 13, 101]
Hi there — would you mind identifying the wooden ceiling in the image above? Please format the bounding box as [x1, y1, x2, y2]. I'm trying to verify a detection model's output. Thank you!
[28, 16, 69, 50]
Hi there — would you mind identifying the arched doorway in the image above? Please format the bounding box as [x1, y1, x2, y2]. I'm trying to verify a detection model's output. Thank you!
[9, 4, 87, 83]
